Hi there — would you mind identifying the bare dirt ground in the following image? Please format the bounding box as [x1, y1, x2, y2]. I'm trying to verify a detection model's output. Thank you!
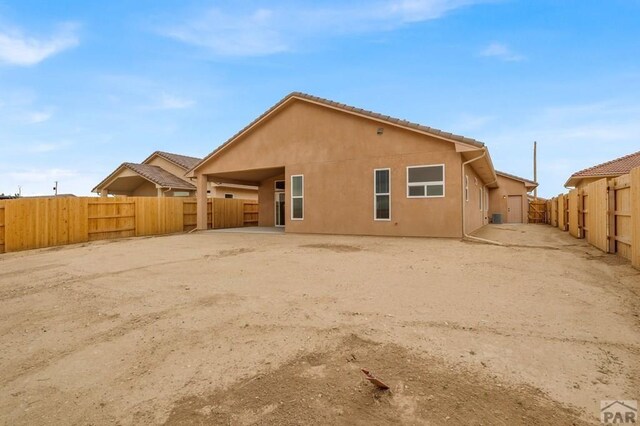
[0, 224, 638, 425]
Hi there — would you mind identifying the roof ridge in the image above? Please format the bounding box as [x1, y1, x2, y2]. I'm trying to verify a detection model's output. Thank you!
[570, 150, 640, 177]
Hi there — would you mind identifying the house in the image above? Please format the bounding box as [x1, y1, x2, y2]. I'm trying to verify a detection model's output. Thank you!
[187, 92, 536, 236]
[93, 151, 258, 199]
[489, 171, 538, 224]
[565, 150, 640, 189]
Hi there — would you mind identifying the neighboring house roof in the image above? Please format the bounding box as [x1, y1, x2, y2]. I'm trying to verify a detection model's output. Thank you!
[496, 170, 538, 189]
[92, 163, 196, 193]
[189, 92, 486, 176]
[565, 150, 640, 187]
[142, 151, 202, 170]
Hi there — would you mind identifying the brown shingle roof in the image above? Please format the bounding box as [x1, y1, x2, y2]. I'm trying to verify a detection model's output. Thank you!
[144, 151, 202, 170]
[190, 92, 486, 174]
[122, 163, 195, 190]
[569, 151, 640, 179]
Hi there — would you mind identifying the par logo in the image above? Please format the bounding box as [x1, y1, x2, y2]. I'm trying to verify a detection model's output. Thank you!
[601, 400, 637, 424]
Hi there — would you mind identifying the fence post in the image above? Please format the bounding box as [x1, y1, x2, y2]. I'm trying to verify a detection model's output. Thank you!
[608, 182, 616, 254]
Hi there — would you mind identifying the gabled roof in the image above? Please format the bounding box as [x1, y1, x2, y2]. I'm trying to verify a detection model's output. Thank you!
[189, 92, 486, 175]
[565, 151, 640, 187]
[142, 151, 202, 170]
[92, 163, 196, 193]
[496, 170, 538, 188]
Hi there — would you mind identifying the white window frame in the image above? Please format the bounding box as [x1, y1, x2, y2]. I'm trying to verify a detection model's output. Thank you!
[291, 174, 304, 221]
[374, 168, 391, 221]
[406, 164, 445, 198]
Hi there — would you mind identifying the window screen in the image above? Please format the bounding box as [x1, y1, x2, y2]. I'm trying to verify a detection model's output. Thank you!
[407, 165, 445, 198]
[374, 169, 390, 220]
[291, 175, 304, 219]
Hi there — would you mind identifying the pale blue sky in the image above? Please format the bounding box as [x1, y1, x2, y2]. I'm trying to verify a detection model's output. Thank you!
[0, 0, 638, 197]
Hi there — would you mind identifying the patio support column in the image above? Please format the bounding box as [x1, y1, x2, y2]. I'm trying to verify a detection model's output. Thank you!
[196, 173, 208, 230]
[99, 188, 109, 197]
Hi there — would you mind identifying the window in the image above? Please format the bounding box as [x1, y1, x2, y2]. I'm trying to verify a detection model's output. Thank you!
[479, 187, 483, 210]
[291, 175, 304, 220]
[275, 180, 285, 191]
[465, 175, 469, 202]
[173, 191, 189, 197]
[224, 193, 234, 199]
[374, 168, 391, 220]
[407, 165, 445, 198]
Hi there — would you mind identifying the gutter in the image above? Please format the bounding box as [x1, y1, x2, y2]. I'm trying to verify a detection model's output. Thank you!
[461, 148, 502, 246]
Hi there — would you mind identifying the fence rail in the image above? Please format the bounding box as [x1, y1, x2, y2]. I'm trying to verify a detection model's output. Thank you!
[544, 166, 640, 269]
[0, 197, 258, 254]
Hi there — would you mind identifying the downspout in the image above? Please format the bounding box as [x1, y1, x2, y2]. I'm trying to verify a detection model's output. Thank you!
[461, 149, 502, 246]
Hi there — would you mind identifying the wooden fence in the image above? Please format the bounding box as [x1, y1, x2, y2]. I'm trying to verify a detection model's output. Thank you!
[528, 199, 547, 223]
[544, 166, 640, 268]
[0, 197, 258, 254]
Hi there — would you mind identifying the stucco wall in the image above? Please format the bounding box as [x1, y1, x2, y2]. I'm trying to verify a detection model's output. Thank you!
[198, 100, 482, 238]
[211, 185, 258, 200]
[132, 181, 158, 196]
[464, 166, 488, 233]
[488, 175, 530, 223]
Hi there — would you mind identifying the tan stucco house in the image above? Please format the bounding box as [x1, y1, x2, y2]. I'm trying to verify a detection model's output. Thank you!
[489, 171, 538, 224]
[188, 93, 535, 236]
[565, 150, 640, 189]
[93, 151, 258, 199]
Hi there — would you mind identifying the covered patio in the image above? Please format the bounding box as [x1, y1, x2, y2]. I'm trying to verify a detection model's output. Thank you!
[195, 166, 285, 230]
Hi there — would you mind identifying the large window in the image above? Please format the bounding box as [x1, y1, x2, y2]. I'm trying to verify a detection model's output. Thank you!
[407, 165, 445, 198]
[291, 175, 304, 220]
[374, 168, 391, 220]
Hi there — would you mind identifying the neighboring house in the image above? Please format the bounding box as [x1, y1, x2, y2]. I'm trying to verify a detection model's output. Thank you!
[187, 92, 536, 236]
[565, 150, 640, 189]
[92, 151, 258, 199]
[489, 171, 538, 224]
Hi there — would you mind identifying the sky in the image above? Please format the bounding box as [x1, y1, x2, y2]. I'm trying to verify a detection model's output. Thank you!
[0, 0, 638, 198]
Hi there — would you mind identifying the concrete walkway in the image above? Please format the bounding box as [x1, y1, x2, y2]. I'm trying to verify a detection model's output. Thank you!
[209, 226, 285, 234]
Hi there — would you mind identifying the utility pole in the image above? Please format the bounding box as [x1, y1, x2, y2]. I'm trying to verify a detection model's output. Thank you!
[533, 141, 538, 200]
[53, 181, 58, 196]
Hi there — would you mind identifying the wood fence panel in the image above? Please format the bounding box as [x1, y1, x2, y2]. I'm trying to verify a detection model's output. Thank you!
[528, 200, 546, 224]
[551, 197, 558, 227]
[243, 202, 259, 226]
[557, 195, 566, 230]
[4, 197, 90, 251]
[631, 168, 640, 268]
[135, 197, 159, 236]
[585, 179, 609, 252]
[0, 201, 5, 253]
[183, 200, 197, 231]
[612, 175, 632, 260]
[88, 199, 136, 241]
[568, 190, 580, 238]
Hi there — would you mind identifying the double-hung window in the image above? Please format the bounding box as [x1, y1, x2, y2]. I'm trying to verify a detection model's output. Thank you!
[291, 175, 304, 220]
[407, 165, 445, 198]
[374, 168, 390, 220]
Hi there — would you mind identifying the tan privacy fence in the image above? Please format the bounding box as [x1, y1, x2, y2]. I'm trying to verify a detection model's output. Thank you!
[544, 167, 640, 268]
[0, 197, 258, 254]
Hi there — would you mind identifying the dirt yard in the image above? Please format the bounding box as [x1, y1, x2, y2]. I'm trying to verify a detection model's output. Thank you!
[0, 224, 638, 425]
